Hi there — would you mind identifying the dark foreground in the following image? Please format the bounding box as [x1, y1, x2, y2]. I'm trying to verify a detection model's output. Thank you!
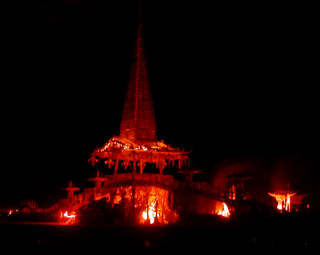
[1, 213, 319, 255]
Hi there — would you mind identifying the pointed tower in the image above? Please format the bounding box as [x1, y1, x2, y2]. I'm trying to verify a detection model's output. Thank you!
[119, 22, 157, 144]
[89, 5, 190, 175]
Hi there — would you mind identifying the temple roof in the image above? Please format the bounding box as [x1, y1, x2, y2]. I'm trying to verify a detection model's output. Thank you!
[92, 136, 190, 162]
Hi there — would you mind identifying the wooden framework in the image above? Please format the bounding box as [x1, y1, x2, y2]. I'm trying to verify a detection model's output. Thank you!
[89, 21, 190, 175]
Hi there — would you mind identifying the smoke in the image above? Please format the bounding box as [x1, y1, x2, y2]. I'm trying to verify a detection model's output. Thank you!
[210, 153, 318, 198]
[210, 155, 270, 194]
[269, 157, 294, 192]
[269, 154, 316, 193]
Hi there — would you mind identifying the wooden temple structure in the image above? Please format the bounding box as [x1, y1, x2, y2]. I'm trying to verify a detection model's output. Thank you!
[13, 10, 230, 225]
[88, 20, 191, 176]
[77, 17, 228, 224]
[9, 5, 314, 225]
[81, 18, 196, 224]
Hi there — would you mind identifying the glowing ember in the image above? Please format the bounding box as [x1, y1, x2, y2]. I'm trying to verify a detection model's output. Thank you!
[142, 199, 160, 224]
[139, 191, 169, 225]
[114, 195, 122, 204]
[217, 202, 230, 218]
[61, 211, 76, 224]
[63, 211, 75, 218]
[268, 192, 296, 211]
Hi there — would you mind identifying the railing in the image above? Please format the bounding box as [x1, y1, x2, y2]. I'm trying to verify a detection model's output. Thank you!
[102, 173, 223, 198]
[104, 173, 174, 189]
[54, 174, 225, 210]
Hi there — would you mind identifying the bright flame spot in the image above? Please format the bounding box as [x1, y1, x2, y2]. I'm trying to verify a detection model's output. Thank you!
[217, 203, 230, 218]
[268, 192, 295, 212]
[141, 199, 160, 224]
[277, 200, 283, 210]
[63, 211, 75, 218]
[142, 211, 148, 221]
[114, 195, 121, 204]
[61, 211, 76, 224]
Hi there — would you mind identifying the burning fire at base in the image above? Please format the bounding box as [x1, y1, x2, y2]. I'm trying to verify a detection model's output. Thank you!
[60, 211, 76, 224]
[268, 183, 307, 212]
[140, 192, 169, 224]
[268, 193, 295, 211]
[217, 202, 230, 218]
[141, 202, 160, 224]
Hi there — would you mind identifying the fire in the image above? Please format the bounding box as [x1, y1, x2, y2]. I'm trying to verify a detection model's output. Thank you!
[142, 200, 160, 224]
[268, 192, 296, 212]
[61, 211, 76, 224]
[217, 202, 230, 218]
[138, 187, 171, 224]
[64, 211, 75, 218]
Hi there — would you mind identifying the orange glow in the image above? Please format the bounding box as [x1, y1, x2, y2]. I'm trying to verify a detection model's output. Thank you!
[141, 199, 160, 224]
[61, 211, 76, 224]
[90, 185, 172, 224]
[229, 185, 236, 200]
[217, 203, 230, 218]
[64, 211, 75, 218]
[114, 195, 122, 204]
[268, 192, 296, 211]
[139, 188, 169, 224]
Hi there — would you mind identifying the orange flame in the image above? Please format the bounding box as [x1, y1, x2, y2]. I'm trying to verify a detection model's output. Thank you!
[142, 200, 160, 224]
[63, 211, 75, 218]
[268, 192, 295, 211]
[217, 202, 230, 218]
[61, 211, 76, 224]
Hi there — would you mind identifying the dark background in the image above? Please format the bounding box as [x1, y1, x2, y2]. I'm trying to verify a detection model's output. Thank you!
[2, 1, 318, 208]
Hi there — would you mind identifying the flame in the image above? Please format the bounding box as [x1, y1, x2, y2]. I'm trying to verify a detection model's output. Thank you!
[268, 192, 296, 211]
[142, 199, 160, 224]
[114, 195, 122, 204]
[61, 211, 76, 224]
[63, 211, 75, 218]
[217, 202, 230, 218]
[138, 187, 171, 224]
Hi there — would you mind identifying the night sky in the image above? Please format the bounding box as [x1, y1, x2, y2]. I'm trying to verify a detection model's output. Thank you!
[2, 1, 319, 208]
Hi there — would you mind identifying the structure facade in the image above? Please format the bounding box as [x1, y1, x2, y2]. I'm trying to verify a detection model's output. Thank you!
[76, 20, 227, 224]
[14, 19, 230, 225]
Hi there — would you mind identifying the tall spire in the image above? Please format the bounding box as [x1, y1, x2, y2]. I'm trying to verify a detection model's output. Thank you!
[119, 7, 157, 144]
[90, 0, 190, 175]
[138, 0, 141, 23]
